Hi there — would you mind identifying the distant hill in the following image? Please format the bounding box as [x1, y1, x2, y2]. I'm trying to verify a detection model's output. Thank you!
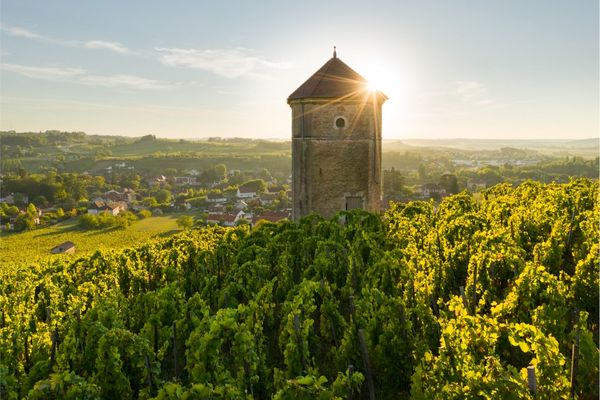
[563, 138, 599, 148]
[399, 138, 599, 151]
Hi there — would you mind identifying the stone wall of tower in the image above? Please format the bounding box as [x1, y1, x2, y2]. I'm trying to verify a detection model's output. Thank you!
[291, 98, 383, 220]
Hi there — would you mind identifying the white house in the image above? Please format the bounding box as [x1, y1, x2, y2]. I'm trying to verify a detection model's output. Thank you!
[206, 210, 246, 227]
[207, 193, 227, 203]
[174, 176, 197, 186]
[237, 187, 256, 199]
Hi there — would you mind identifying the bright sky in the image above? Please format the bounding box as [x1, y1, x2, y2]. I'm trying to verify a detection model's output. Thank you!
[0, 1, 598, 140]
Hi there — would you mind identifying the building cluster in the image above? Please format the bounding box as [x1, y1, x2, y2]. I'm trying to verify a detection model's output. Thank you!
[205, 184, 291, 226]
[87, 189, 135, 216]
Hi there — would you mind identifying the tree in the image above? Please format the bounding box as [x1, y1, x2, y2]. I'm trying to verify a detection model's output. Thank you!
[259, 168, 272, 181]
[13, 192, 29, 205]
[228, 170, 245, 185]
[32, 195, 49, 207]
[176, 215, 194, 230]
[5, 205, 19, 216]
[78, 214, 99, 229]
[155, 190, 172, 204]
[138, 209, 152, 219]
[240, 179, 266, 193]
[440, 173, 459, 195]
[143, 197, 159, 208]
[14, 213, 35, 231]
[384, 168, 405, 196]
[214, 164, 227, 181]
[26, 203, 38, 217]
[199, 164, 227, 184]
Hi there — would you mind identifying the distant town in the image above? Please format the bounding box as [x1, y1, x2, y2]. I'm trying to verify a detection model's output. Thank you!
[1, 131, 597, 239]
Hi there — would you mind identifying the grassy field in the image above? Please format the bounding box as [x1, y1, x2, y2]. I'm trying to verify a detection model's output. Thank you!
[0, 214, 189, 266]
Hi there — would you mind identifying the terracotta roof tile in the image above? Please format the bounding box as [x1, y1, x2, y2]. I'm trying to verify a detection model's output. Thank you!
[288, 55, 387, 102]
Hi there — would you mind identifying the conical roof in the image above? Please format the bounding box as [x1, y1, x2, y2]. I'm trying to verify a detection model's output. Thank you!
[288, 53, 387, 102]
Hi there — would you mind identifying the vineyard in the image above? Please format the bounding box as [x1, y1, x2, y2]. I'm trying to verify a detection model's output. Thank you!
[0, 179, 597, 399]
[0, 215, 184, 266]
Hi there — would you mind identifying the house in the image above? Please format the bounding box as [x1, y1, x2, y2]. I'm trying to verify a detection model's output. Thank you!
[467, 179, 487, 192]
[87, 200, 106, 215]
[174, 176, 197, 186]
[234, 200, 248, 211]
[207, 203, 225, 214]
[259, 193, 278, 205]
[88, 201, 123, 216]
[104, 189, 136, 203]
[267, 185, 285, 194]
[10, 193, 28, 205]
[206, 213, 223, 225]
[210, 182, 229, 190]
[207, 193, 227, 203]
[206, 210, 246, 227]
[0, 194, 15, 204]
[105, 204, 121, 216]
[51, 241, 76, 254]
[421, 183, 446, 199]
[146, 175, 167, 187]
[237, 187, 256, 199]
[228, 210, 248, 226]
[253, 211, 291, 225]
[113, 201, 128, 213]
[103, 190, 121, 201]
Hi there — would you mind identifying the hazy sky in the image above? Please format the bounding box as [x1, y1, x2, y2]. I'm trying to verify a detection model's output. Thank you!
[0, 1, 598, 139]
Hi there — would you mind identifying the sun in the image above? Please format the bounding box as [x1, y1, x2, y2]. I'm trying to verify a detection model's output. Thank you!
[366, 80, 380, 92]
[358, 62, 400, 98]
[355, 59, 412, 126]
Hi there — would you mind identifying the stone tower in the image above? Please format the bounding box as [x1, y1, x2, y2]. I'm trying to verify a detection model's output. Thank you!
[288, 49, 387, 220]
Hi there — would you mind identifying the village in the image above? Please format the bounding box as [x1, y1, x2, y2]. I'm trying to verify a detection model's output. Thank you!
[0, 168, 293, 232]
[0, 160, 477, 236]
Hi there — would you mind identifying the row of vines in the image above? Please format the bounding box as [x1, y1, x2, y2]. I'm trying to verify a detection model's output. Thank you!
[0, 179, 598, 399]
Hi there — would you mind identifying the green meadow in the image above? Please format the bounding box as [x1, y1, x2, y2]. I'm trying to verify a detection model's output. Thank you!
[0, 214, 188, 266]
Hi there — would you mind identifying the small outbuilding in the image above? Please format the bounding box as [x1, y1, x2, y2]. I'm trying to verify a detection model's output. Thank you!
[51, 241, 76, 254]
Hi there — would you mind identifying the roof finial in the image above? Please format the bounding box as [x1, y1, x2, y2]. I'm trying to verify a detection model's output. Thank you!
[333, 46, 337, 59]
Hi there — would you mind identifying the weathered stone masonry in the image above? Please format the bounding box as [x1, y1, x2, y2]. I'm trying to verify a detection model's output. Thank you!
[288, 51, 387, 220]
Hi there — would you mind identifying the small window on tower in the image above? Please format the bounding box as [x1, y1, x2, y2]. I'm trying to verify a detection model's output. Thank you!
[335, 117, 346, 129]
